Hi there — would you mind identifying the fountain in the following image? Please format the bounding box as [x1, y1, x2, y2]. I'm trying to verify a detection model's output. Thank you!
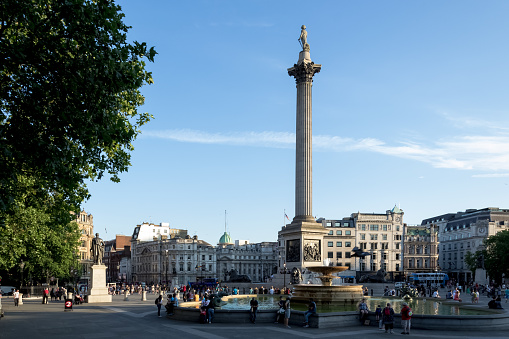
[291, 265, 364, 306]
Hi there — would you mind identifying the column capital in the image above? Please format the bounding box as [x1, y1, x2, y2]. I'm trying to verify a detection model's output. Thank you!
[288, 61, 321, 84]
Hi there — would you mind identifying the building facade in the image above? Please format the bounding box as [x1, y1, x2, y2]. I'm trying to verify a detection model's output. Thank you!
[104, 235, 132, 284]
[74, 209, 94, 283]
[131, 235, 216, 286]
[216, 236, 278, 283]
[403, 224, 439, 274]
[351, 206, 404, 280]
[422, 207, 509, 283]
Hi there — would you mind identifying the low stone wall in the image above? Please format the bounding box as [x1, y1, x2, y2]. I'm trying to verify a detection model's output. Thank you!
[170, 299, 509, 330]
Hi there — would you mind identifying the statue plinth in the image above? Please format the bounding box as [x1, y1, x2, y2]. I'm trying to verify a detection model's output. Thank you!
[87, 264, 112, 303]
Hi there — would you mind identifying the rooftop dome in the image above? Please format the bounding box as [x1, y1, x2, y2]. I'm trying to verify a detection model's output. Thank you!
[218, 231, 233, 245]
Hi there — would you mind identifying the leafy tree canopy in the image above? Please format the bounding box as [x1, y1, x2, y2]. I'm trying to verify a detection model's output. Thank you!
[0, 0, 156, 211]
[0, 0, 156, 275]
[483, 230, 509, 283]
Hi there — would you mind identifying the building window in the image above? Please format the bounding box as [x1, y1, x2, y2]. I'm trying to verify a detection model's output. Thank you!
[396, 263, 400, 271]
[202, 255, 205, 260]
[395, 243, 400, 250]
[360, 224, 366, 231]
[382, 225, 387, 231]
[328, 242, 333, 247]
[345, 263, 351, 269]
[345, 252, 351, 258]
[335, 222, 340, 227]
[336, 252, 342, 258]
[344, 222, 349, 227]
[382, 234, 387, 240]
[360, 233, 365, 240]
[370, 224, 379, 231]
[336, 230, 342, 235]
[345, 231, 351, 236]
[328, 252, 333, 258]
[336, 242, 342, 247]
[395, 254, 400, 260]
[396, 226, 400, 231]
[370, 234, 378, 240]
[345, 242, 351, 247]
[328, 230, 333, 235]
[326, 222, 332, 227]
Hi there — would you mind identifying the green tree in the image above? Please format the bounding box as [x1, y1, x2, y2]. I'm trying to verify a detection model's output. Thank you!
[0, 175, 81, 280]
[483, 230, 509, 283]
[0, 0, 156, 274]
[464, 250, 481, 278]
[1, 0, 156, 211]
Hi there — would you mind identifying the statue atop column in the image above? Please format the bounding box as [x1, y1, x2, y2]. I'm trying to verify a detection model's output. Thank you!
[91, 233, 105, 265]
[298, 25, 310, 51]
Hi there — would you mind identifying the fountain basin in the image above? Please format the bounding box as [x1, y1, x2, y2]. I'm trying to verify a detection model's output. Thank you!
[291, 284, 364, 306]
[172, 295, 509, 330]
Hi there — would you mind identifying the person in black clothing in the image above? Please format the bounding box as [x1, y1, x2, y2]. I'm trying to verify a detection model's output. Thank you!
[250, 297, 258, 323]
[275, 296, 285, 323]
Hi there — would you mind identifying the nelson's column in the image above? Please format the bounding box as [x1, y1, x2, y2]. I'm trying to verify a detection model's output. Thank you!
[279, 26, 328, 280]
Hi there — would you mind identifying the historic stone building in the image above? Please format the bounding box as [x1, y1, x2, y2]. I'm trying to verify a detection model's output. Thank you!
[320, 218, 356, 271]
[131, 234, 216, 286]
[351, 206, 404, 280]
[216, 233, 278, 283]
[73, 209, 94, 284]
[104, 235, 132, 283]
[422, 207, 509, 284]
[402, 224, 439, 274]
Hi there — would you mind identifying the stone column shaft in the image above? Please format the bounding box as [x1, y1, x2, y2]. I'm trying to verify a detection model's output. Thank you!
[288, 53, 321, 223]
[295, 80, 313, 220]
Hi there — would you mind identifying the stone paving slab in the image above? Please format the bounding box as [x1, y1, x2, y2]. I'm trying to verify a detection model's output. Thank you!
[0, 295, 507, 339]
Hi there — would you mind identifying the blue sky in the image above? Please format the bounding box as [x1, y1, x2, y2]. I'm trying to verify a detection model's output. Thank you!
[83, 0, 509, 245]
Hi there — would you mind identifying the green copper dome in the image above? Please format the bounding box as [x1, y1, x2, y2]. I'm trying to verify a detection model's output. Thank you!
[219, 231, 233, 244]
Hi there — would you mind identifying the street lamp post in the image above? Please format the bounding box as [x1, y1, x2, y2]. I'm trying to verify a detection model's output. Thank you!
[165, 250, 169, 289]
[283, 262, 287, 288]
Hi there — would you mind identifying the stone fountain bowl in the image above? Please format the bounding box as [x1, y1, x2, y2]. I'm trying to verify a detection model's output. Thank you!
[291, 266, 363, 306]
[306, 266, 349, 276]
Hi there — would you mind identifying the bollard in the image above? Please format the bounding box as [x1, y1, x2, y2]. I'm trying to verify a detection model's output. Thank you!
[142, 290, 147, 301]
[18, 293, 23, 305]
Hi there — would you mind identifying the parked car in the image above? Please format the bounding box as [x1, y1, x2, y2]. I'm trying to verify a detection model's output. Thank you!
[0, 286, 15, 296]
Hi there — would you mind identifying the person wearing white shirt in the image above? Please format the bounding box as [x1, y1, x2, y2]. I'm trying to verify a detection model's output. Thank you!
[13, 289, 19, 307]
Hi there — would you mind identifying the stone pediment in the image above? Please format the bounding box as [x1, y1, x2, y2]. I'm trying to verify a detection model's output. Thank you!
[141, 247, 151, 255]
[219, 256, 233, 261]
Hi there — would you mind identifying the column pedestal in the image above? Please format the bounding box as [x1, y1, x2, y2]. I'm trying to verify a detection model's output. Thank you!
[87, 264, 112, 303]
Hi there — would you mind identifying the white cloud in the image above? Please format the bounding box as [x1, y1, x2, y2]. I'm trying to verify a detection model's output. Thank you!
[143, 129, 509, 172]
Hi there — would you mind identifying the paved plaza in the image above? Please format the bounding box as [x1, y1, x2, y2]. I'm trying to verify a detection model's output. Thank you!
[0, 294, 507, 339]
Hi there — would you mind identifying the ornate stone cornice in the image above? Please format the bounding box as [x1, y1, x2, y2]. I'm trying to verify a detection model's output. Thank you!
[288, 62, 321, 84]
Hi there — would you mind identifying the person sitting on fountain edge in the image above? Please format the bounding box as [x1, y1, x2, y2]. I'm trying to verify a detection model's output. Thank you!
[303, 298, 316, 328]
[359, 298, 369, 324]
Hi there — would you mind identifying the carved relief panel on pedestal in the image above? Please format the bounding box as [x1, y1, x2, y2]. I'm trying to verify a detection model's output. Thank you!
[286, 239, 301, 262]
[303, 240, 321, 262]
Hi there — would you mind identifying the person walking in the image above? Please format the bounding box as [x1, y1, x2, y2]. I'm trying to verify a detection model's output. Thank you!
[156, 295, 163, 317]
[400, 302, 412, 335]
[382, 302, 395, 334]
[42, 287, 49, 304]
[207, 295, 215, 324]
[284, 297, 291, 329]
[13, 289, 19, 307]
[249, 297, 258, 324]
[375, 305, 383, 330]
